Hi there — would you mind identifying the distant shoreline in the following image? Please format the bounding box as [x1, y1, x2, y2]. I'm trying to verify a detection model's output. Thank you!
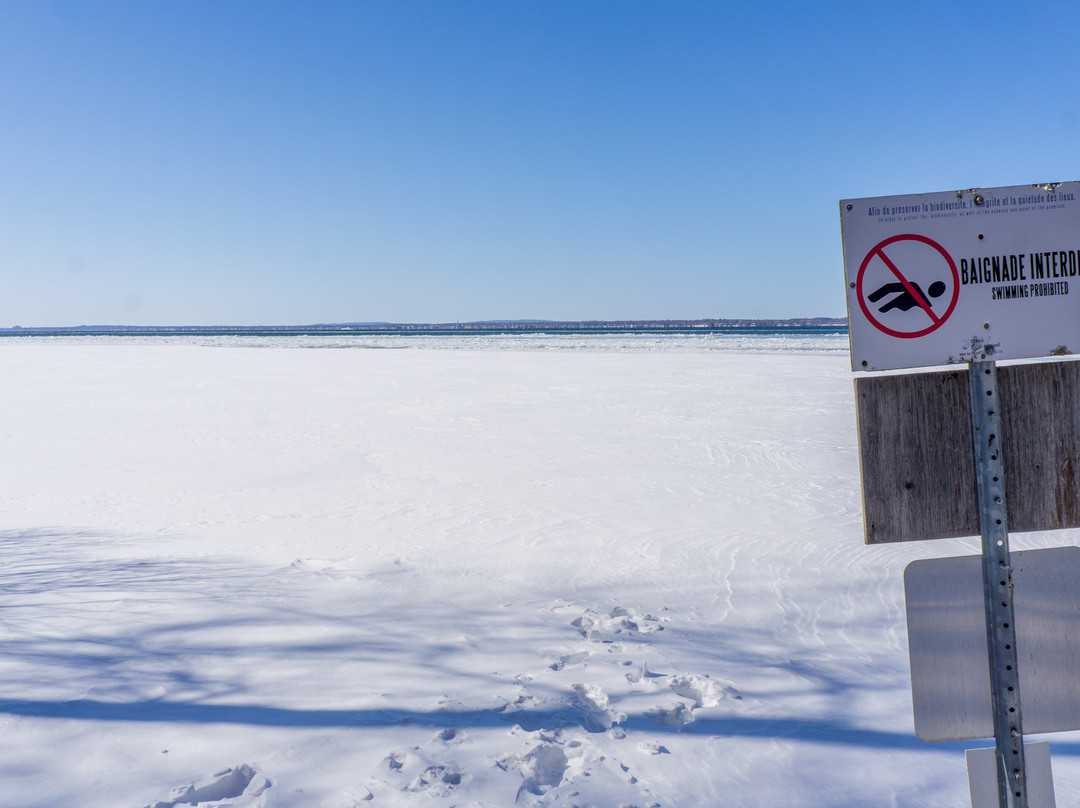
[1, 318, 847, 337]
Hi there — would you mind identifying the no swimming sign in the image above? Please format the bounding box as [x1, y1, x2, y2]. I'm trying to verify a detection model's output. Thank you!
[840, 182, 1080, 371]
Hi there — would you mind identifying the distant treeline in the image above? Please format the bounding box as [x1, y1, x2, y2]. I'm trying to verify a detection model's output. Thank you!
[2, 318, 847, 336]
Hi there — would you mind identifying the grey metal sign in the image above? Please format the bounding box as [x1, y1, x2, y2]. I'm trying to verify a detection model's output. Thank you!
[968, 743, 1056, 808]
[904, 547, 1080, 742]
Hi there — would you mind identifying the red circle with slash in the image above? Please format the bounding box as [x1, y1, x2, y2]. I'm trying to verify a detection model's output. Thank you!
[856, 234, 960, 338]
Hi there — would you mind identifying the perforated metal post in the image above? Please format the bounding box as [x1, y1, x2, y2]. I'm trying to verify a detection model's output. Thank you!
[969, 360, 1027, 808]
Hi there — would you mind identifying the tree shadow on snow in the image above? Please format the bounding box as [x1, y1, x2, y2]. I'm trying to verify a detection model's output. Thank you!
[2, 528, 1079, 759]
[1, 698, 1079, 758]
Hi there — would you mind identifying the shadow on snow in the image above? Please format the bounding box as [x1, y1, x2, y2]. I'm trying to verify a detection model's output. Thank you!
[2, 529, 1078, 758]
[0, 699, 1077, 758]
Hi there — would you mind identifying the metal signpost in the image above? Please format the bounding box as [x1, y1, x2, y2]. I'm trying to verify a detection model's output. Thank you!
[841, 181, 1080, 808]
[968, 359, 1027, 808]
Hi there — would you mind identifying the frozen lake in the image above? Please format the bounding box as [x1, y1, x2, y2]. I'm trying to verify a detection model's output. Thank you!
[1, 335, 1077, 807]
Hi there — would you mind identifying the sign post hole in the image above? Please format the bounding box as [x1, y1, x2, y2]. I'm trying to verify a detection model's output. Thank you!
[969, 360, 1027, 808]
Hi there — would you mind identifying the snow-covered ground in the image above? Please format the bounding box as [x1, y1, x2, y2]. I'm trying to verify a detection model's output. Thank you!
[0, 336, 1077, 807]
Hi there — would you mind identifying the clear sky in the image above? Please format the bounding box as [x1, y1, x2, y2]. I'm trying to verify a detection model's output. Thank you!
[2, 1, 1079, 326]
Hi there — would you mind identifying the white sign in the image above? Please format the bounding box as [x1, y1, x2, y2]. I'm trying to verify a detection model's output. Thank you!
[840, 182, 1080, 371]
[968, 743, 1056, 808]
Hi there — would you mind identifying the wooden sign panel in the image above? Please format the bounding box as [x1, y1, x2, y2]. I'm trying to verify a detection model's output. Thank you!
[855, 359, 1080, 543]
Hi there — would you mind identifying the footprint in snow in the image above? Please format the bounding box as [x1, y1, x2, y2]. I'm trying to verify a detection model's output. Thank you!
[380, 747, 468, 797]
[383, 749, 417, 772]
[407, 765, 464, 793]
[435, 727, 466, 745]
[549, 650, 589, 671]
[502, 744, 570, 796]
[146, 764, 269, 808]
[652, 701, 695, 727]
[668, 674, 738, 708]
[573, 683, 626, 732]
[639, 741, 671, 755]
[571, 606, 665, 642]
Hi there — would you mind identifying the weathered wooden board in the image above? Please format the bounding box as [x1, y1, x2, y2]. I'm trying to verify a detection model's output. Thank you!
[855, 360, 1080, 544]
[1000, 361, 1080, 534]
[855, 368, 977, 543]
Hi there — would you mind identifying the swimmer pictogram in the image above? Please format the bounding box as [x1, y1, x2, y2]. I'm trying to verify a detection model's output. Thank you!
[855, 234, 960, 339]
[868, 280, 947, 313]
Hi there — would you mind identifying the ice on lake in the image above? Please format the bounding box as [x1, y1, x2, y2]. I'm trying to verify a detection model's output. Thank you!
[0, 334, 1077, 807]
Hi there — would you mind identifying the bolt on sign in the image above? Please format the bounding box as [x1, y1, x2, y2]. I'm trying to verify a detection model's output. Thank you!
[840, 182, 1080, 372]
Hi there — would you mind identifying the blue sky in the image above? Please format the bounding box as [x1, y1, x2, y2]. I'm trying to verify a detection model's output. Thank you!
[2, 1, 1079, 326]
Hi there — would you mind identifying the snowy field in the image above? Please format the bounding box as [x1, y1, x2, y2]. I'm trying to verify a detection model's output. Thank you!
[1, 334, 1078, 807]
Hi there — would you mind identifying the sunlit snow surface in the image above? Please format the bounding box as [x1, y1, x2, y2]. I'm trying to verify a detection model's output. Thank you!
[0, 333, 1078, 808]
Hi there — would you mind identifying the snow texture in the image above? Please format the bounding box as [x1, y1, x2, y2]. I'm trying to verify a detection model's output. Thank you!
[0, 335, 1077, 807]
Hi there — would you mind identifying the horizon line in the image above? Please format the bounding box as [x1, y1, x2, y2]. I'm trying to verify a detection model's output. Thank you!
[2, 316, 848, 333]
